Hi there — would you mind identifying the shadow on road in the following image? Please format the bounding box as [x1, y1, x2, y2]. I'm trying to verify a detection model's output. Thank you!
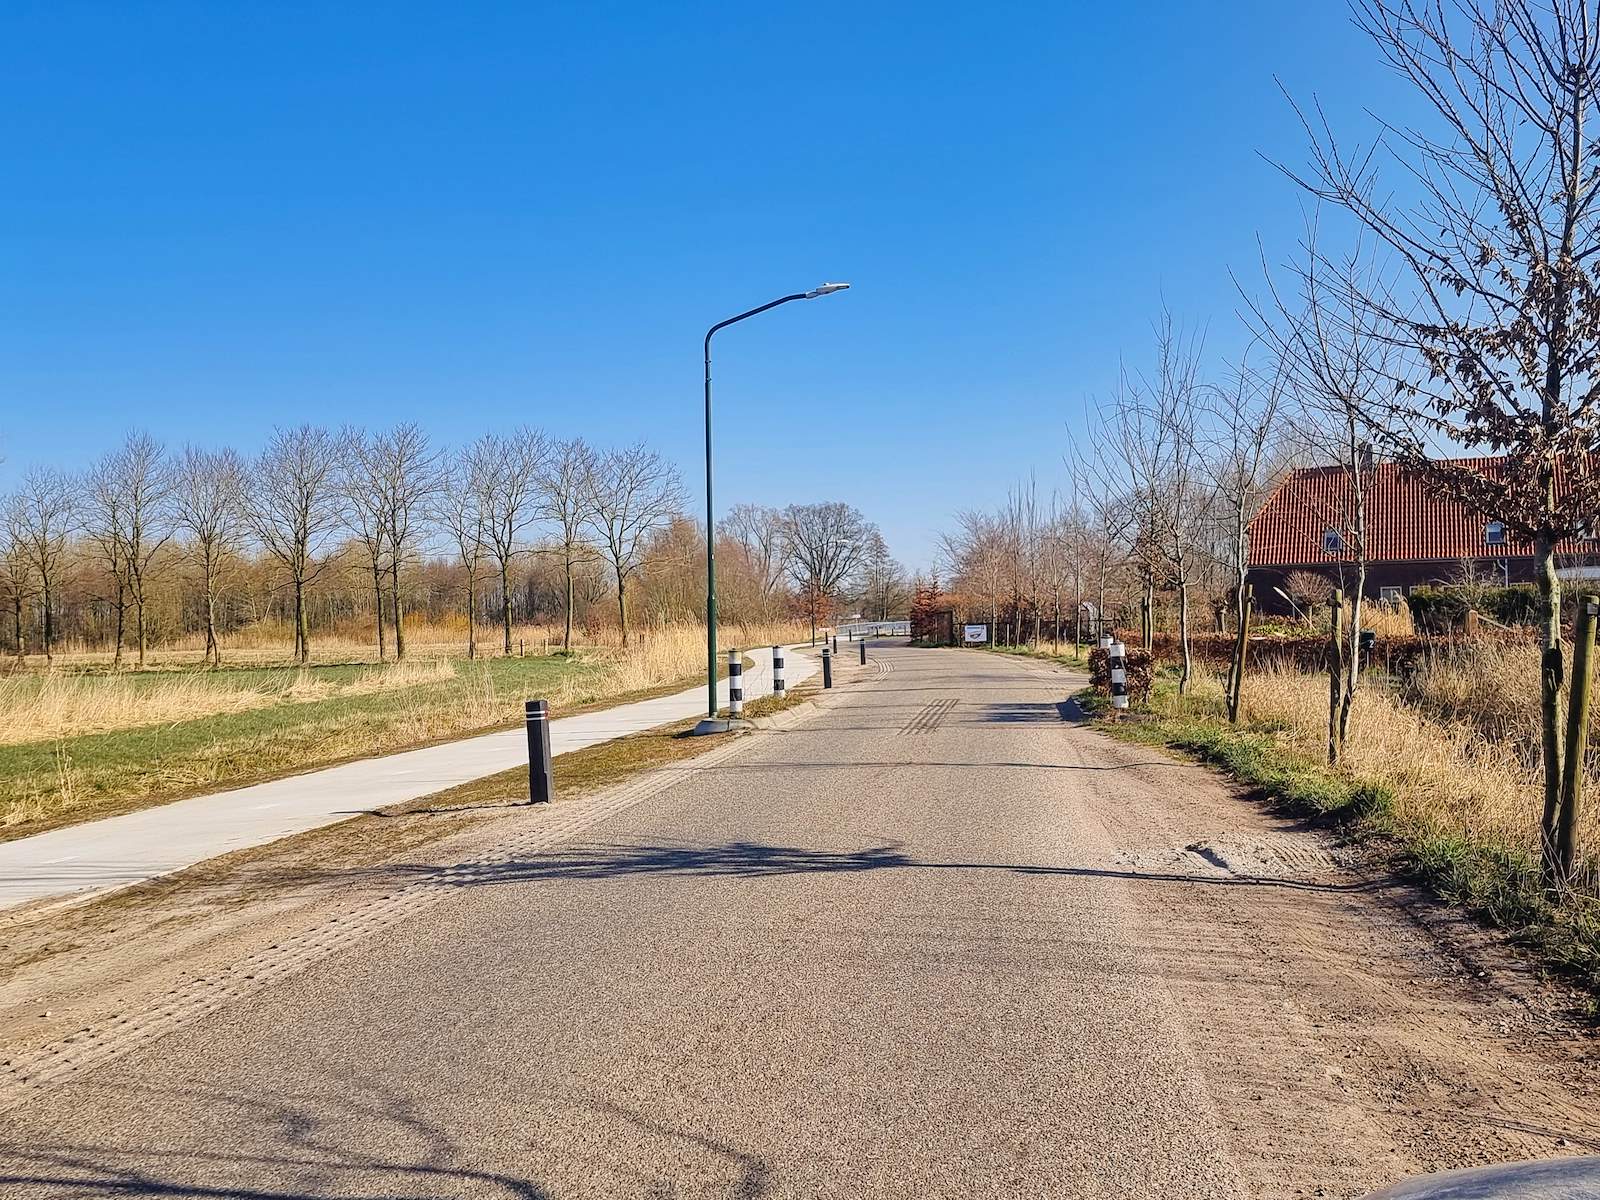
[0, 1079, 553, 1199]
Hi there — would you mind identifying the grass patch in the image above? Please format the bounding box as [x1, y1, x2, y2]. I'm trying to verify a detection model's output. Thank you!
[1089, 672, 1600, 1000]
[0, 653, 750, 842]
[389, 717, 740, 813]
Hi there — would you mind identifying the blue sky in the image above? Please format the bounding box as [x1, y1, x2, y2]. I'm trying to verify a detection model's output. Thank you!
[0, 2, 1420, 569]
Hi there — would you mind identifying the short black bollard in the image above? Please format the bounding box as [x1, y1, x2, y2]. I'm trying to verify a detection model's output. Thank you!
[859, 639, 867, 666]
[525, 699, 553, 804]
[831, 634, 839, 655]
[822, 647, 833, 689]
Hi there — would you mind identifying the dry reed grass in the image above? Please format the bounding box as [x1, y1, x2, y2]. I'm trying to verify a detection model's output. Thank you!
[0, 620, 809, 746]
[1165, 658, 1600, 874]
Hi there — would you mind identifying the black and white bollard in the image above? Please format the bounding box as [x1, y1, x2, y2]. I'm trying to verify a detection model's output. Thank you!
[859, 639, 866, 666]
[525, 699, 553, 804]
[772, 645, 785, 696]
[727, 648, 743, 718]
[1109, 640, 1129, 711]
[822, 647, 833, 689]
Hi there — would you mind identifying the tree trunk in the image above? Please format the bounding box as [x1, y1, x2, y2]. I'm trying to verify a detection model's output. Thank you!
[134, 581, 147, 668]
[563, 549, 574, 651]
[42, 578, 54, 664]
[371, 559, 386, 661]
[1338, 563, 1366, 749]
[112, 576, 125, 668]
[466, 570, 477, 660]
[615, 567, 628, 645]
[295, 577, 309, 665]
[1537, 534, 1566, 876]
[11, 594, 24, 661]
[1177, 580, 1192, 695]
[390, 556, 405, 661]
[204, 570, 220, 668]
[500, 560, 513, 656]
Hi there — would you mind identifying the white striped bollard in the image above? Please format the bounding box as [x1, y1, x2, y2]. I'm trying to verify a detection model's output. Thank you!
[771, 645, 785, 696]
[1109, 640, 1129, 711]
[727, 648, 743, 718]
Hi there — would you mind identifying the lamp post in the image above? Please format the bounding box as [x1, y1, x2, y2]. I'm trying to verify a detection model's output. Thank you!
[698, 283, 850, 728]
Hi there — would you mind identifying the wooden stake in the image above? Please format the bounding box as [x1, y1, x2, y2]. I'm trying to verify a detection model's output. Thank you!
[1228, 584, 1254, 725]
[1328, 590, 1344, 766]
[1556, 594, 1598, 883]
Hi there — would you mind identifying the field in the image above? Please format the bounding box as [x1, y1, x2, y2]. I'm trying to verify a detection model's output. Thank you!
[0, 618, 809, 840]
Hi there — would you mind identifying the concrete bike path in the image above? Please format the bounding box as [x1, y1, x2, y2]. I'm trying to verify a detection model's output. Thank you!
[0, 646, 818, 914]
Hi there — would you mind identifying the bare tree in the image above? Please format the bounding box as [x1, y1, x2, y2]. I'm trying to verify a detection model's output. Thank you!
[1248, 237, 1397, 758]
[1204, 347, 1287, 716]
[721, 503, 790, 600]
[0, 501, 35, 661]
[10, 467, 76, 664]
[784, 502, 874, 642]
[435, 444, 492, 659]
[1286, 0, 1600, 877]
[536, 437, 597, 652]
[172, 446, 246, 667]
[859, 529, 909, 620]
[1111, 313, 1208, 691]
[84, 454, 131, 666]
[472, 428, 547, 656]
[373, 423, 441, 661]
[584, 444, 684, 643]
[244, 425, 342, 664]
[338, 429, 391, 661]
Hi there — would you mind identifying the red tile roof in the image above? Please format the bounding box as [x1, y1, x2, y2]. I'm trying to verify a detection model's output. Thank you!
[1248, 457, 1596, 567]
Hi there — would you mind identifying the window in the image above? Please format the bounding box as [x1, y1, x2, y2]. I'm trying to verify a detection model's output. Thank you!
[1322, 528, 1344, 554]
[1379, 586, 1403, 604]
[1485, 521, 1507, 546]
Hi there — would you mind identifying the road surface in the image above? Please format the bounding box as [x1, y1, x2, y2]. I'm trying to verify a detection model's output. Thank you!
[0, 647, 816, 913]
[0, 644, 1596, 1197]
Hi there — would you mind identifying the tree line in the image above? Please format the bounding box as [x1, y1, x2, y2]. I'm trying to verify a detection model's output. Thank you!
[0, 424, 905, 666]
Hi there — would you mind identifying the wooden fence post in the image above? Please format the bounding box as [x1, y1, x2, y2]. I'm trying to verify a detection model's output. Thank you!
[1328, 590, 1344, 766]
[1556, 594, 1599, 883]
[1228, 584, 1254, 725]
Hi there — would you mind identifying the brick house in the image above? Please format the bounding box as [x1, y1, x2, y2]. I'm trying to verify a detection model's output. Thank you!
[1245, 457, 1600, 613]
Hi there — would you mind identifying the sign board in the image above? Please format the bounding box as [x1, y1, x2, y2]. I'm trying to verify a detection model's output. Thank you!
[963, 624, 988, 644]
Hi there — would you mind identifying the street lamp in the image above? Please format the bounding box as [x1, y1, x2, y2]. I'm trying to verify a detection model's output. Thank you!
[696, 283, 851, 731]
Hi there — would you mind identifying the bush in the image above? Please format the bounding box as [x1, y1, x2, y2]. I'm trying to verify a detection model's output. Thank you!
[1088, 645, 1154, 705]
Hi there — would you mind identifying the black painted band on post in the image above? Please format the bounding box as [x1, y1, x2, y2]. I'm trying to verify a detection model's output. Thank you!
[525, 699, 553, 805]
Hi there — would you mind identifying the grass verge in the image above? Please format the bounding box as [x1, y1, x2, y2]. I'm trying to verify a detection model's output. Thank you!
[0, 655, 747, 843]
[1091, 674, 1600, 1002]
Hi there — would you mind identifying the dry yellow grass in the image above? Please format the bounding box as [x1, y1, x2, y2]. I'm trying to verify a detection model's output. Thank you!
[1171, 657, 1600, 872]
[0, 620, 809, 746]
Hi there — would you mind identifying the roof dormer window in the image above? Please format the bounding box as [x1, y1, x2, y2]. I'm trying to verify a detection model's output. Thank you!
[1322, 528, 1344, 554]
[1485, 520, 1507, 546]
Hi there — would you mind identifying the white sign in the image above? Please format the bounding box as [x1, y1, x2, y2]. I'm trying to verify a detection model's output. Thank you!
[963, 624, 988, 644]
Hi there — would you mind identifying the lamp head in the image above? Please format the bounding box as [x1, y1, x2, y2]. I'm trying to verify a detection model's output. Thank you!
[805, 282, 851, 299]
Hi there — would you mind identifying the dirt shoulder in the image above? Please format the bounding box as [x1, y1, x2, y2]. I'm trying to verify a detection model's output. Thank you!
[0, 673, 832, 1072]
[1054, 707, 1600, 1194]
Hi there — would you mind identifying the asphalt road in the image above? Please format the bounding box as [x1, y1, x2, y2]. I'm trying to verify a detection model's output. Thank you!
[0, 646, 1265, 1196]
